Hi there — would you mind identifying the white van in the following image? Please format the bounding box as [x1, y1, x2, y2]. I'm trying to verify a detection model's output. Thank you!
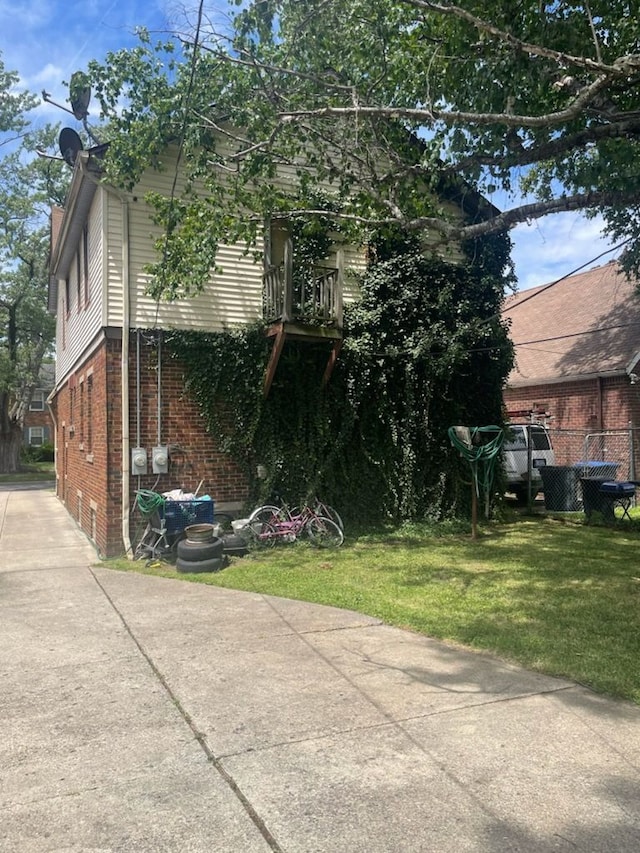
[504, 423, 556, 501]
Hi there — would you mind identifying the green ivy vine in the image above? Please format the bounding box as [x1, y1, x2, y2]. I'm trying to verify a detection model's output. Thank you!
[166, 230, 514, 522]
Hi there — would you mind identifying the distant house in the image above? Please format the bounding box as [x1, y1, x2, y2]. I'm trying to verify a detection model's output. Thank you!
[503, 260, 640, 470]
[23, 362, 55, 449]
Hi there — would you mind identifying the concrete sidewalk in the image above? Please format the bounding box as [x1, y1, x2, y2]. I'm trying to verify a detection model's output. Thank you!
[2, 486, 640, 852]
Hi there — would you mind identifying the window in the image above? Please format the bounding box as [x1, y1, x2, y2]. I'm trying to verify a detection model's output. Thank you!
[30, 390, 46, 411]
[28, 427, 45, 446]
[76, 252, 82, 312]
[86, 374, 93, 452]
[530, 426, 552, 451]
[504, 426, 526, 451]
[79, 378, 85, 443]
[82, 223, 90, 308]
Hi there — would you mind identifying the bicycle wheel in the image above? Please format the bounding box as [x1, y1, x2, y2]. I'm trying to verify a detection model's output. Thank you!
[247, 505, 289, 525]
[247, 518, 278, 548]
[306, 516, 344, 548]
[317, 502, 344, 531]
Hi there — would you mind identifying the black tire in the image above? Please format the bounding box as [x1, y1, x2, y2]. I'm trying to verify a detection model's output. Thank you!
[512, 488, 539, 505]
[177, 537, 224, 562]
[306, 516, 344, 547]
[176, 555, 224, 573]
[222, 533, 249, 556]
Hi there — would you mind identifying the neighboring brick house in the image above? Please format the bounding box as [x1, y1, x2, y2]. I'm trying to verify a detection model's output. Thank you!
[23, 362, 55, 449]
[503, 260, 640, 468]
[48, 140, 495, 556]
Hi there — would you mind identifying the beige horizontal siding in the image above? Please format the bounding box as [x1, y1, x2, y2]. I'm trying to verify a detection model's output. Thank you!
[103, 141, 467, 335]
[105, 190, 124, 324]
[55, 192, 105, 378]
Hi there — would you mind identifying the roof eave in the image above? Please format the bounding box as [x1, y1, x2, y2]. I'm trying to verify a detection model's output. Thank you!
[507, 368, 629, 388]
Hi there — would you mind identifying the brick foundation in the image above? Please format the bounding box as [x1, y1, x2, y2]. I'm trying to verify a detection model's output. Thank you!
[51, 331, 249, 556]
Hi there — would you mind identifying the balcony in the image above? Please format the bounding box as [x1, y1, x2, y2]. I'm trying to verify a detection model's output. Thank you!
[261, 242, 345, 396]
[262, 257, 344, 329]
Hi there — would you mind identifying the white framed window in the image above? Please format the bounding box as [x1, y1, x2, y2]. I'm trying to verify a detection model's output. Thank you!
[28, 427, 45, 446]
[30, 390, 46, 411]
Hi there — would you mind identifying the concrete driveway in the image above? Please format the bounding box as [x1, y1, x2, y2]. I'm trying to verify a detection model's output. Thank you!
[2, 485, 640, 852]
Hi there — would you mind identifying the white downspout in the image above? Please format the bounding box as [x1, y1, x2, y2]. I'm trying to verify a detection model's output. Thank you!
[120, 197, 133, 557]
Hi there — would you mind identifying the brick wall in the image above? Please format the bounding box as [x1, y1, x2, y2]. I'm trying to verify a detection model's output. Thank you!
[505, 375, 640, 475]
[50, 341, 110, 554]
[504, 375, 640, 432]
[23, 409, 54, 443]
[52, 331, 249, 557]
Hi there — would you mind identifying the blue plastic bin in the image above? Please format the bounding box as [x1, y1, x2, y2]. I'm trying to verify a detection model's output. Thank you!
[573, 461, 620, 480]
[163, 500, 215, 535]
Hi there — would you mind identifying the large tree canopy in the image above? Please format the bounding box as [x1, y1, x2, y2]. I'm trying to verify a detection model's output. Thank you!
[81, 0, 640, 296]
[0, 55, 67, 472]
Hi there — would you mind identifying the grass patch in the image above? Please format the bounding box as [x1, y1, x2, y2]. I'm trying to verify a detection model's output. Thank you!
[104, 516, 640, 704]
[0, 462, 55, 483]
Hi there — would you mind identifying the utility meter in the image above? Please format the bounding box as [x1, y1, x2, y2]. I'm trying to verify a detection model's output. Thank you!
[152, 445, 169, 474]
[131, 447, 147, 475]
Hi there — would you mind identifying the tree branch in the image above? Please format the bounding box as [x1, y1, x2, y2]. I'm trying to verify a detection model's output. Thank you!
[399, 0, 639, 77]
[441, 117, 640, 176]
[277, 74, 620, 130]
[245, 189, 640, 243]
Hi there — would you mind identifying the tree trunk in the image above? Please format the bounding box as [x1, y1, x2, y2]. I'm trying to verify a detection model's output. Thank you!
[0, 419, 23, 474]
[0, 389, 23, 474]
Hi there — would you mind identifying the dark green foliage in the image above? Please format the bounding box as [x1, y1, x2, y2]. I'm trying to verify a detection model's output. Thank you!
[168, 233, 513, 523]
[21, 442, 54, 463]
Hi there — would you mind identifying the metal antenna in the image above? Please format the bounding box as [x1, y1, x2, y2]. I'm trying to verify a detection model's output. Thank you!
[41, 91, 102, 147]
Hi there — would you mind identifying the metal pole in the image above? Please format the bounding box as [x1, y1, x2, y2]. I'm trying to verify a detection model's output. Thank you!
[527, 414, 533, 510]
[471, 476, 478, 540]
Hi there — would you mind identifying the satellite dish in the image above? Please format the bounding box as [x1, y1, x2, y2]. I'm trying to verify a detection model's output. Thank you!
[59, 128, 83, 167]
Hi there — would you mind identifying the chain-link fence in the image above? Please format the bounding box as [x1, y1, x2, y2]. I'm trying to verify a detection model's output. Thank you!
[529, 427, 638, 513]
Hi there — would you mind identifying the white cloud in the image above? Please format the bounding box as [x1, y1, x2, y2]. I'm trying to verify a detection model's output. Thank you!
[510, 212, 621, 291]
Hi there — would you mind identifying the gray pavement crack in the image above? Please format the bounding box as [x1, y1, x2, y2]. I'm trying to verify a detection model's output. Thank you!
[89, 567, 285, 853]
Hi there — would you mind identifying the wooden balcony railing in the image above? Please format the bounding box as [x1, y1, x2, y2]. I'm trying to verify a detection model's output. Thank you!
[263, 242, 344, 329]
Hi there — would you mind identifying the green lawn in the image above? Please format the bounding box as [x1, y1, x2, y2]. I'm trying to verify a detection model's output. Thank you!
[0, 462, 55, 483]
[104, 516, 640, 704]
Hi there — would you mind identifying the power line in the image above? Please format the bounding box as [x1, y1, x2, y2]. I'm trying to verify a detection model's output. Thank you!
[506, 238, 631, 312]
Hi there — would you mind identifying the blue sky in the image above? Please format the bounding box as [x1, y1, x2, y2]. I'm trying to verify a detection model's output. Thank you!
[1, 0, 623, 292]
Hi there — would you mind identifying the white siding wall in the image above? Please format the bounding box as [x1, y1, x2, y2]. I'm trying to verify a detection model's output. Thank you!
[125, 179, 265, 330]
[53, 138, 471, 388]
[105, 153, 368, 331]
[105, 188, 124, 324]
[55, 191, 105, 380]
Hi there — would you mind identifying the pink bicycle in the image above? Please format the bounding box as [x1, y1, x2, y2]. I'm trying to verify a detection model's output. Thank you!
[246, 502, 344, 548]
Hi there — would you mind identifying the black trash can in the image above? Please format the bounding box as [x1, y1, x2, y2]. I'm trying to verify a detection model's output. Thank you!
[540, 466, 581, 511]
[579, 477, 616, 523]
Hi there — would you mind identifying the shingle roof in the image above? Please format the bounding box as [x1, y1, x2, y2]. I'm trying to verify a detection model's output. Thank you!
[503, 260, 640, 387]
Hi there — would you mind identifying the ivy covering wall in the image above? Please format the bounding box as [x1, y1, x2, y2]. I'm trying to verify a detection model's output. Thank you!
[167, 232, 514, 522]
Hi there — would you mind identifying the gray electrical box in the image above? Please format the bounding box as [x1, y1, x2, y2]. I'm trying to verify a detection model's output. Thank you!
[131, 447, 147, 476]
[152, 445, 169, 474]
